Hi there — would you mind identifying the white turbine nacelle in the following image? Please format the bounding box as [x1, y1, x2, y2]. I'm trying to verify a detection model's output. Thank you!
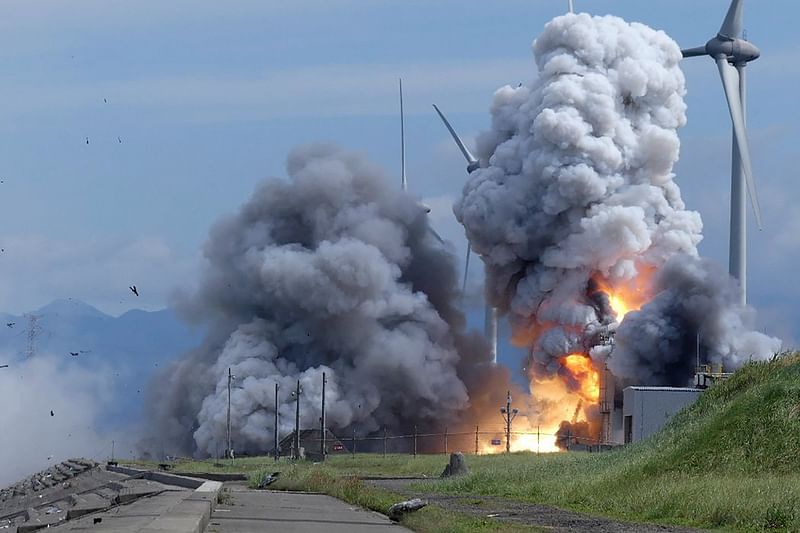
[681, 0, 762, 306]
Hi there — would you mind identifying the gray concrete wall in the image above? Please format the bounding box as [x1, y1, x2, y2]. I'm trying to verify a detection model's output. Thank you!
[623, 387, 702, 443]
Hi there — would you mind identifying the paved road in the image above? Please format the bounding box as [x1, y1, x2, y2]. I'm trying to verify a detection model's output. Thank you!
[205, 485, 410, 533]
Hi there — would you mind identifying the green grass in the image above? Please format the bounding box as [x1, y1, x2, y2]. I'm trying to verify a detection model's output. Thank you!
[250, 463, 536, 532]
[134, 353, 800, 531]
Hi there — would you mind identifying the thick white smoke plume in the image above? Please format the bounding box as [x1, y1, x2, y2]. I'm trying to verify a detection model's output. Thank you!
[454, 13, 780, 385]
[141, 144, 499, 457]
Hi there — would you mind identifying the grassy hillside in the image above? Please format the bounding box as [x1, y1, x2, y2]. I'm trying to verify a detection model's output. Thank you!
[425, 352, 800, 530]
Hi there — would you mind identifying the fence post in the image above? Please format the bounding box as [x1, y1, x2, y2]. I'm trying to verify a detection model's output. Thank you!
[537, 425, 540, 456]
[413, 425, 417, 458]
[566, 429, 571, 451]
[444, 427, 448, 455]
[352, 428, 356, 458]
[475, 425, 479, 455]
[383, 426, 387, 458]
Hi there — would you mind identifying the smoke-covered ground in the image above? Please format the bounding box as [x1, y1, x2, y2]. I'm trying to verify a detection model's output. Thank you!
[454, 13, 780, 386]
[140, 144, 510, 458]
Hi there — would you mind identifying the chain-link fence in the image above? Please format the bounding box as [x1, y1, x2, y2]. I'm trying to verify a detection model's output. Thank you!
[275, 425, 622, 460]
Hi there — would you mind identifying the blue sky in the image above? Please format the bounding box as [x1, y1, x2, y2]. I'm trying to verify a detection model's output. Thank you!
[0, 0, 797, 353]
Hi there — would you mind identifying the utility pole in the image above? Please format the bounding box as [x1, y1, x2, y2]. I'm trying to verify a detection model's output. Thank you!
[226, 368, 235, 459]
[413, 425, 417, 458]
[500, 390, 519, 454]
[111, 440, 115, 463]
[444, 427, 448, 455]
[291, 379, 302, 460]
[383, 427, 387, 458]
[274, 383, 279, 462]
[320, 372, 327, 461]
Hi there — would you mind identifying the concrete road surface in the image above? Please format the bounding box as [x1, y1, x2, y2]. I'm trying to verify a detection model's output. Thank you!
[205, 486, 410, 533]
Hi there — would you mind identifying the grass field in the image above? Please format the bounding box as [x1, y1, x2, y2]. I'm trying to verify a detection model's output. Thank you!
[131, 353, 800, 531]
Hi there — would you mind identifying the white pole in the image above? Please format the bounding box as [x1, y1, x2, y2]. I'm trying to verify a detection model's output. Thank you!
[729, 63, 747, 306]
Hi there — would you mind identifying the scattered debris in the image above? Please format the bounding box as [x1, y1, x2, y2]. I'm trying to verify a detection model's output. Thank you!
[440, 452, 469, 478]
[6, 322, 14, 328]
[93, 517, 102, 525]
[129, 285, 139, 296]
[256, 471, 280, 489]
[85, 137, 90, 145]
[50, 410, 54, 417]
[117, 136, 122, 144]
[70, 352, 79, 357]
[0, 364, 8, 369]
[388, 498, 427, 521]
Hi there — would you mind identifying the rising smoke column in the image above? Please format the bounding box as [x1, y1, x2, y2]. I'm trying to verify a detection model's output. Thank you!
[141, 144, 499, 457]
[454, 13, 779, 388]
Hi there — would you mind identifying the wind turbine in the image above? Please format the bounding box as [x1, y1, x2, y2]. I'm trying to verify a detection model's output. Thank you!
[398, 79, 443, 244]
[681, 0, 761, 305]
[568, 0, 574, 13]
[432, 104, 498, 364]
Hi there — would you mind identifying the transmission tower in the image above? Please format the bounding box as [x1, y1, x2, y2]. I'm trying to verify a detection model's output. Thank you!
[24, 314, 42, 358]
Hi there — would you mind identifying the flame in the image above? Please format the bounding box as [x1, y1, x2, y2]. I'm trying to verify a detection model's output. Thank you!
[593, 270, 654, 321]
[561, 354, 600, 402]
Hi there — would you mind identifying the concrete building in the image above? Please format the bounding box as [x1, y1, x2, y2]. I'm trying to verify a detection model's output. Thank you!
[622, 386, 702, 443]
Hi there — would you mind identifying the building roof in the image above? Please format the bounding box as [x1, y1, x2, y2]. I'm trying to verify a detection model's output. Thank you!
[624, 386, 703, 392]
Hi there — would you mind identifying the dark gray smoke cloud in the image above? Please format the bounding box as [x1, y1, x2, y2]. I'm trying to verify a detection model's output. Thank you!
[453, 13, 779, 386]
[141, 144, 497, 457]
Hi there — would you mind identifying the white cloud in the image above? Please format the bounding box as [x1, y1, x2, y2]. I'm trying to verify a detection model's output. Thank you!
[0, 234, 198, 316]
[0, 354, 133, 487]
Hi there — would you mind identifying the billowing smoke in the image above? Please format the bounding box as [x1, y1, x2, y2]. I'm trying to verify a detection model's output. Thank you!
[454, 13, 780, 387]
[141, 144, 499, 457]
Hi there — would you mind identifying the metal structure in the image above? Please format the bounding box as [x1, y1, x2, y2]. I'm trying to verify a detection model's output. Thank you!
[622, 387, 702, 443]
[274, 383, 279, 462]
[291, 379, 303, 459]
[320, 372, 327, 461]
[226, 368, 236, 459]
[432, 104, 498, 364]
[681, 0, 761, 305]
[499, 390, 519, 453]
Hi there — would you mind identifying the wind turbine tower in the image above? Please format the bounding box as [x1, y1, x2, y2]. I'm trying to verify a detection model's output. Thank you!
[681, 0, 761, 305]
[432, 104, 498, 365]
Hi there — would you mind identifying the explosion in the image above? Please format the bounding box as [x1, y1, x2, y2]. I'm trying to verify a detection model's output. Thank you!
[456, 13, 780, 451]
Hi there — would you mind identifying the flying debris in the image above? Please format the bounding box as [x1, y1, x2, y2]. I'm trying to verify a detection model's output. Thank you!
[50, 410, 54, 417]
[70, 352, 79, 357]
[103, 98, 107, 103]
[117, 136, 123, 144]
[6, 322, 14, 328]
[0, 364, 8, 369]
[85, 137, 90, 145]
[129, 285, 139, 296]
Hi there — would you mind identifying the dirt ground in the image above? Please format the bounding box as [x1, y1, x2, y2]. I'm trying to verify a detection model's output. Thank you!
[365, 478, 704, 533]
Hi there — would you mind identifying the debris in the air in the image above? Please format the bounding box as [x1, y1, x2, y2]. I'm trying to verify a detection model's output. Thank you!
[6, 323, 13, 328]
[50, 410, 54, 417]
[0, 364, 8, 369]
[85, 137, 90, 145]
[117, 136, 122, 144]
[103, 98, 107, 103]
[129, 285, 139, 296]
[70, 352, 79, 357]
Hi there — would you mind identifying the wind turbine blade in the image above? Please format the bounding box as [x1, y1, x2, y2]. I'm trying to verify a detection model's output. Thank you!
[399, 78, 407, 192]
[432, 104, 479, 169]
[568, 0, 574, 13]
[719, 0, 744, 39]
[463, 244, 471, 293]
[681, 46, 707, 58]
[428, 227, 445, 245]
[715, 58, 762, 228]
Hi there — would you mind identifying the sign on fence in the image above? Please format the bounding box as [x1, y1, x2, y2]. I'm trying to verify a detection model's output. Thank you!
[491, 438, 502, 446]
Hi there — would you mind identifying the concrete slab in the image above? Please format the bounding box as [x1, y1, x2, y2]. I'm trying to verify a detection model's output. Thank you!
[205, 489, 410, 532]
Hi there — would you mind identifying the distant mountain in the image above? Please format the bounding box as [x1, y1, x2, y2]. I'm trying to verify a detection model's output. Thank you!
[0, 299, 203, 427]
